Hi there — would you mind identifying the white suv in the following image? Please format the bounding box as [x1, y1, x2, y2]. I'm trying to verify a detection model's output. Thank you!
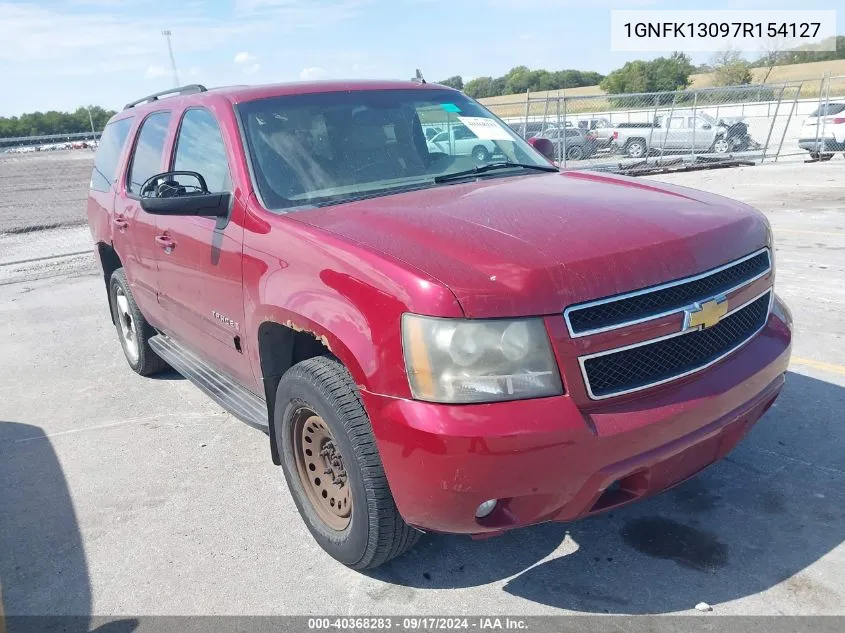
[798, 102, 845, 159]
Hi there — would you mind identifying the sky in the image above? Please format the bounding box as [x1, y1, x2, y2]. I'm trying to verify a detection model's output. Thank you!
[0, 0, 841, 116]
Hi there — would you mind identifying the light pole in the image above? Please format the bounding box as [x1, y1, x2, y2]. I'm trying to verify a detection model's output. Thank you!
[86, 106, 97, 140]
[161, 29, 180, 87]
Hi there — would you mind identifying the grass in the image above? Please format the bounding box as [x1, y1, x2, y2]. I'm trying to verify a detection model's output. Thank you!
[479, 59, 845, 118]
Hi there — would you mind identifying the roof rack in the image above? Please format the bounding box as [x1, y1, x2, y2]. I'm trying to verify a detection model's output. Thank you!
[123, 84, 207, 110]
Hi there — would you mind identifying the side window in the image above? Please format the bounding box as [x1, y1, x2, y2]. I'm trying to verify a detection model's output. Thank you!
[173, 109, 232, 192]
[127, 112, 171, 194]
[668, 117, 685, 129]
[91, 117, 133, 192]
[453, 125, 475, 140]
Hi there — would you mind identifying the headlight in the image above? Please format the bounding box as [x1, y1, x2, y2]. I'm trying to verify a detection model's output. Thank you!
[402, 314, 563, 403]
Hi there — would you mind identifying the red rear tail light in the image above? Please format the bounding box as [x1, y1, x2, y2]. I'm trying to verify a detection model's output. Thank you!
[613, 131, 618, 140]
[832, 117, 845, 124]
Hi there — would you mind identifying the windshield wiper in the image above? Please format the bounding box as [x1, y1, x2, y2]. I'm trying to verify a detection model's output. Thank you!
[433, 161, 558, 184]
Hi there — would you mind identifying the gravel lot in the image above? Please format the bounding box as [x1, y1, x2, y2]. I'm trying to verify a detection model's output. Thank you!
[0, 151, 93, 234]
[1, 159, 844, 620]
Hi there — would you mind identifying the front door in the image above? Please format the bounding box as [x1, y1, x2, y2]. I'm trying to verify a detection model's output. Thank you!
[153, 107, 254, 389]
[113, 111, 172, 328]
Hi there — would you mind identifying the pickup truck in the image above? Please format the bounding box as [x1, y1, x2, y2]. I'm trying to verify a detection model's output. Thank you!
[87, 80, 791, 570]
[612, 111, 750, 158]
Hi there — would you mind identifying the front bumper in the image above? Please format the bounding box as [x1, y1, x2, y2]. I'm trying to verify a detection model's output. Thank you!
[362, 303, 792, 535]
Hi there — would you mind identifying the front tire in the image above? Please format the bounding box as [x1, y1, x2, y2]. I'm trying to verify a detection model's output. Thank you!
[566, 145, 584, 161]
[109, 269, 167, 376]
[275, 357, 420, 570]
[712, 137, 730, 154]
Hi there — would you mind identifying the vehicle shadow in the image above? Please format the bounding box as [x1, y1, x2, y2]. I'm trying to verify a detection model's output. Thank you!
[374, 371, 845, 613]
[147, 368, 185, 381]
[0, 421, 137, 633]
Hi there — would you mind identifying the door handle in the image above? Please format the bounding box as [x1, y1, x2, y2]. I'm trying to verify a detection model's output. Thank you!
[113, 216, 128, 230]
[154, 235, 176, 253]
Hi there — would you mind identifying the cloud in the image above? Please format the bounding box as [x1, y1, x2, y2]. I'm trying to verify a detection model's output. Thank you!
[300, 66, 328, 80]
[243, 63, 261, 75]
[234, 51, 255, 64]
[144, 65, 170, 79]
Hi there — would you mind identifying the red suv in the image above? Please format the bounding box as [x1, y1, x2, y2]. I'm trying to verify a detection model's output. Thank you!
[87, 81, 792, 569]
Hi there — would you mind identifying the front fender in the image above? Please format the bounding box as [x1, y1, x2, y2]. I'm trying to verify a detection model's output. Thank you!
[241, 210, 464, 398]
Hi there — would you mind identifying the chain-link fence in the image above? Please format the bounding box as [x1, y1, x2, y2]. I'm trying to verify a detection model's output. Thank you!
[484, 79, 845, 172]
[0, 150, 96, 284]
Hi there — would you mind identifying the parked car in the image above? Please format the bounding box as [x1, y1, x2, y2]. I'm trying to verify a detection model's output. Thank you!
[574, 118, 614, 150]
[508, 121, 565, 139]
[87, 80, 791, 570]
[798, 102, 845, 160]
[427, 124, 500, 162]
[535, 126, 598, 160]
[611, 111, 751, 158]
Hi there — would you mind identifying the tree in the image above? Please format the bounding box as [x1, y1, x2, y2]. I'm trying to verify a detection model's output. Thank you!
[600, 52, 695, 94]
[437, 76, 464, 90]
[464, 76, 494, 99]
[711, 50, 753, 86]
[0, 105, 115, 139]
[757, 39, 788, 83]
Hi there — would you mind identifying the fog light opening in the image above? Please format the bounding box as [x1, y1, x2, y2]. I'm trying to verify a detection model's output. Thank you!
[475, 499, 498, 519]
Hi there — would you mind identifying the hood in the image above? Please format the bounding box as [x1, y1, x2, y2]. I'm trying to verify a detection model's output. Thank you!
[290, 171, 769, 318]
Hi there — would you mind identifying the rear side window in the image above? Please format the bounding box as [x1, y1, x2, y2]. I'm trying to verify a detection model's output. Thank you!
[173, 109, 232, 192]
[127, 112, 172, 194]
[91, 117, 133, 192]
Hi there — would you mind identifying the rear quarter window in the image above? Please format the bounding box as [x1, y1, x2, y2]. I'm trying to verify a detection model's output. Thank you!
[91, 117, 133, 193]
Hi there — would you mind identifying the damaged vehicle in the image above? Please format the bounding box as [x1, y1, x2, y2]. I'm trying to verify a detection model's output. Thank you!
[611, 111, 754, 158]
[87, 80, 792, 570]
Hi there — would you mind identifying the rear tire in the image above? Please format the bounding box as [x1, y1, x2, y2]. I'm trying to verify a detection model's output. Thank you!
[625, 139, 646, 158]
[109, 269, 168, 376]
[472, 145, 490, 163]
[274, 357, 420, 570]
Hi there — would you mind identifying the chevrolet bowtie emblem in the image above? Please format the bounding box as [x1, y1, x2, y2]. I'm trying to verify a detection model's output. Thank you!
[684, 296, 728, 330]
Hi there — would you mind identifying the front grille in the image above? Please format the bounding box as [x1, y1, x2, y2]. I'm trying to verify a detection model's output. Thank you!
[581, 291, 771, 399]
[566, 249, 770, 336]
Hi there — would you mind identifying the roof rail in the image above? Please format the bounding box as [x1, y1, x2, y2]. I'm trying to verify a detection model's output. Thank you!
[123, 84, 208, 110]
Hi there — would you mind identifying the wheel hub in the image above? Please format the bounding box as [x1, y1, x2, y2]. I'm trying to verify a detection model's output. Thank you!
[115, 287, 139, 363]
[293, 411, 351, 530]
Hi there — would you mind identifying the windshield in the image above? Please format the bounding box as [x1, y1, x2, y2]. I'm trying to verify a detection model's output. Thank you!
[237, 88, 553, 211]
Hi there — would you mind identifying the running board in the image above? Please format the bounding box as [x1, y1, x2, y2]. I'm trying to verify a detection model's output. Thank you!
[149, 334, 269, 433]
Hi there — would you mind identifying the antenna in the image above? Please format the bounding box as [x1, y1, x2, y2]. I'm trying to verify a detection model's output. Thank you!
[162, 29, 180, 87]
[412, 69, 426, 84]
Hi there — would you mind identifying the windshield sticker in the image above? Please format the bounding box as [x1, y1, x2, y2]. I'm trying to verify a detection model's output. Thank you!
[440, 103, 461, 113]
[457, 116, 512, 141]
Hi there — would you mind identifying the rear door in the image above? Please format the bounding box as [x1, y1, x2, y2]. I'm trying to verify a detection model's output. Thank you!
[153, 107, 253, 387]
[112, 111, 172, 327]
[663, 116, 688, 149]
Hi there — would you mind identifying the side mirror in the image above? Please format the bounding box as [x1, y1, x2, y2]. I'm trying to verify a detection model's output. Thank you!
[528, 137, 556, 163]
[139, 171, 230, 218]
